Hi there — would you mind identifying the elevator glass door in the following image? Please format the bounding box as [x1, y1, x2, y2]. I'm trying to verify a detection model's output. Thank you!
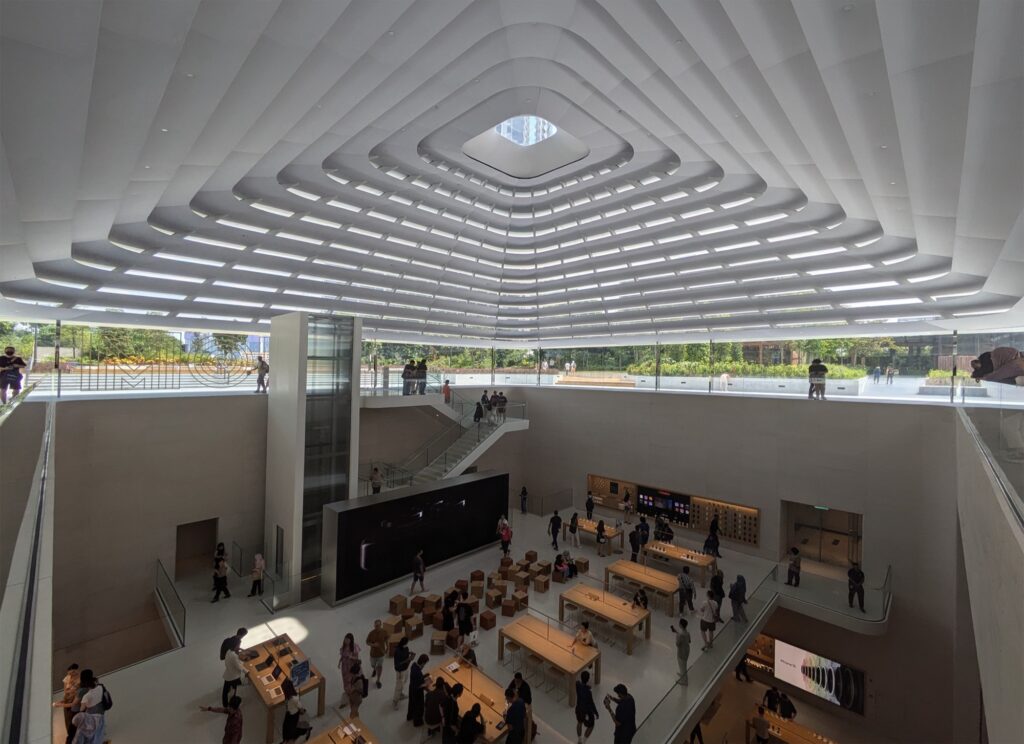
[785, 501, 862, 567]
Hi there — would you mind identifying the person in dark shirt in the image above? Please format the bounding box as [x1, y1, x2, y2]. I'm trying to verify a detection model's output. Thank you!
[416, 359, 428, 395]
[549, 511, 563, 550]
[505, 672, 532, 705]
[808, 358, 829, 400]
[219, 628, 248, 661]
[779, 692, 797, 720]
[585, 492, 595, 521]
[410, 549, 426, 593]
[762, 686, 781, 713]
[504, 687, 527, 744]
[406, 654, 430, 726]
[604, 684, 637, 743]
[848, 562, 866, 612]
[709, 514, 720, 538]
[637, 516, 650, 546]
[441, 683, 463, 744]
[458, 643, 477, 666]
[457, 703, 485, 744]
[628, 527, 641, 563]
[423, 678, 447, 737]
[574, 670, 599, 743]
[0, 346, 27, 404]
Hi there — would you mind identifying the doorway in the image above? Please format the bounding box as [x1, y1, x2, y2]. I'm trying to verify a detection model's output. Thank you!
[175, 518, 218, 580]
[783, 501, 862, 568]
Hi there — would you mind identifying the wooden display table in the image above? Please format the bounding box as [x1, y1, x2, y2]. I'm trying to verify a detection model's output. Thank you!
[604, 560, 679, 616]
[309, 715, 380, 744]
[497, 615, 600, 707]
[427, 656, 512, 743]
[558, 585, 651, 655]
[242, 633, 326, 744]
[744, 707, 837, 744]
[642, 541, 717, 586]
[563, 518, 624, 554]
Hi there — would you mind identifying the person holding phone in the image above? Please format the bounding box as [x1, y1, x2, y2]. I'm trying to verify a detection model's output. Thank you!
[603, 684, 637, 743]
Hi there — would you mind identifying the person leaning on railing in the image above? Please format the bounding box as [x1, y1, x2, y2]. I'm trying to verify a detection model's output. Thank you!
[976, 347, 1024, 462]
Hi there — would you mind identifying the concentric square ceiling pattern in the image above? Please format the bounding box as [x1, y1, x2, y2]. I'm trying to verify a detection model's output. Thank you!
[1, 0, 1022, 344]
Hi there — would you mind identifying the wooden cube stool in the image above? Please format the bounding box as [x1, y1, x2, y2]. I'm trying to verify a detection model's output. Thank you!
[486, 589, 502, 609]
[537, 560, 552, 575]
[387, 633, 404, 657]
[430, 631, 447, 655]
[382, 615, 403, 635]
[455, 579, 469, 593]
[494, 580, 509, 597]
[513, 590, 528, 610]
[432, 611, 446, 631]
[525, 550, 538, 563]
[470, 569, 485, 583]
[501, 598, 516, 617]
[533, 575, 550, 593]
[406, 614, 424, 639]
[500, 566, 514, 580]
[401, 608, 415, 621]
[553, 569, 566, 583]
[411, 595, 426, 613]
[470, 580, 485, 598]
[487, 572, 502, 588]
[389, 595, 408, 616]
[527, 563, 542, 579]
[422, 594, 441, 615]
[479, 610, 496, 631]
[575, 558, 590, 575]
[446, 629, 460, 650]
[516, 559, 532, 572]
[500, 556, 514, 568]
[514, 571, 531, 589]
[467, 596, 480, 614]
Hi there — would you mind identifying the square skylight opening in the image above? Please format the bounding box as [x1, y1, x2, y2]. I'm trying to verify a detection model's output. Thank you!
[494, 115, 557, 146]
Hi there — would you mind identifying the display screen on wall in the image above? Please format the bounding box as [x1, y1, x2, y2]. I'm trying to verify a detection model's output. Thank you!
[329, 473, 508, 601]
[637, 484, 690, 524]
[773, 639, 866, 714]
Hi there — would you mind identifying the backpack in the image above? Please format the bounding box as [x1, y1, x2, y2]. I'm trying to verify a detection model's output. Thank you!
[360, 675, 369, 697]
[101, 685, 113, 711]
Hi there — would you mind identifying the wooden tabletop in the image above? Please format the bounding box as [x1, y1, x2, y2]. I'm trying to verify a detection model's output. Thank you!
[605, 560, 678, 594]
[243, 633, 323, 709]
[560, 585, 650, 632]
[427, 656, 509, 743]
[500, 615, 599, 677]
[576, 518, 621, 538]
[644, 541, 716, 567]
[309, 716, 380, 744]
[746, 707, 837, 744]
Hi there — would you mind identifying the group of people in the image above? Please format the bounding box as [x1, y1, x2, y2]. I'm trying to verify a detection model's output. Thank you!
[474, 390, 509, 424]
[401, 359, 430, 395]
[871, 366, 898, 384]
[211, 543, 266, 603]
[54, 663, 111, 744]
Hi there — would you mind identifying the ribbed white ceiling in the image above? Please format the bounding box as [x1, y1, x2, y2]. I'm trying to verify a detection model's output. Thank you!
[1, 0, 1021, 345]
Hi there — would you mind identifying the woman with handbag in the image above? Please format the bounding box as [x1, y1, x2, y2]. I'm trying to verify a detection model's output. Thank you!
[347, 660, 368, 718]
[281, 679, 312, 743]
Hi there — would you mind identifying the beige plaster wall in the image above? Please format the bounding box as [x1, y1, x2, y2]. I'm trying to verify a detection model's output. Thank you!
[0, 400, 45, 593]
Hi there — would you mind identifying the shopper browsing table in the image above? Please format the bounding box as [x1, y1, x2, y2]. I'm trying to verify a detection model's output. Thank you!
[571, 621, 596, 651]
[585, 492, 595, 521]
[752, 706, 771, 744]
[504, 688, 527, 744]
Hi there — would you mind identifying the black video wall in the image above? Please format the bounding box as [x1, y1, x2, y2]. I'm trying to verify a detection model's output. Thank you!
[636, 484, 691, 524]
[330, 473, 508, 601]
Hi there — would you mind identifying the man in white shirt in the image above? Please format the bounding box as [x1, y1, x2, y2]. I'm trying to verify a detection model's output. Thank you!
[698, 590, 719, 651]
[222, 640, 247, 706]
[571, 621, 596, 651]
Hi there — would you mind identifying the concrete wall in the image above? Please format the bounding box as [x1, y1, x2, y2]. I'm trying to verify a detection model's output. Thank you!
[0, 400, 45, 593]
[955, 411, 1024, 743]
[52, 395, 266, 651]
[358, 406, 452, 466]
[498, 386, 970, 744]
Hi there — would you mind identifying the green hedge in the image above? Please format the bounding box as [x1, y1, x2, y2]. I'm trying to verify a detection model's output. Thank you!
[625, 360, 867, 379]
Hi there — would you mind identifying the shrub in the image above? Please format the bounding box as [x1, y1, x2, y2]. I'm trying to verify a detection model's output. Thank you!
[625, 360, 866, 379]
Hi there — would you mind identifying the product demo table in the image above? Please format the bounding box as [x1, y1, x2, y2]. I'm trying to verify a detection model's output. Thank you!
[309, 716, 380, 744]
[427, 656, 511, 743]
[558, 585, 651, 654]
[744, 707, 838, 744]
[243, 633, 327, 744]
[642, 541, 717, 586]
[604, 559, 679, 616]
[563, 518, 624, 554]
[497, 615, 600, 707]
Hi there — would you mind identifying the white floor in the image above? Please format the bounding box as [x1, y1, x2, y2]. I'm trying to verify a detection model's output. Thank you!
[50, 508, 872, 744]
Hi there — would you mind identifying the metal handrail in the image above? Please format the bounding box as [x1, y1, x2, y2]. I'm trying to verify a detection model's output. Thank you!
[154, 559, 186, 647]
[0, 381, 41, 429]
[957, 408, 1024, 531]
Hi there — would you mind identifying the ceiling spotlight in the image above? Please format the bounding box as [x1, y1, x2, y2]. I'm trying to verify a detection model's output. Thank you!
[880, 145, 888, 149]
[842, 3, 854, 10]
[160, 127, 169, 133]
[144, 165, 151, 169]
[185, 72, 195, 78]
[889, 181, 896, 185]
[387, 30, 394, 36]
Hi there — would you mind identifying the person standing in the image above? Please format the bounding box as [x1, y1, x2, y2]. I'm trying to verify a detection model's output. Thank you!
[808, 358, 828, 400]
[337, 633, 361, 708]
[407, 654, 431, 727]
[248, 356, 269, 393]
[779, 693, 798, 720]
[402, 359, 415, 395]
[416, 359, 428, 395]
[0, 346, 27, 404]
[53, 662, 80, 743]
[848, 562, 866, 612]
[392, 637, 411, 710]
[347, 661, 367, 718]
[786, 547, 801, 587]
[707, 514, 722, 557]
[498, 518, 513, 556]
[574, 670, 599, 744]
[762, 686, 781, 713]
[637, 516, 650, 548]
[752, 706, 771, 744]
[735, 655, 753, 682]
[887, 366, 896, 384]
[456, 591, 474, 648]
[222, 638, 246, 707]
[212, 557, 230, 602]
[670, 619, 691, 685]
[621, 490, 633, 524]
[281, 678, 312, 743]
[442, 379, 451, 404]
[424, 678, 448, 738]
[729, 575, 748, 622]
[595, 520, 608, 557]
[569, 511, 581, 548]
[370, 467, 384, 495]
[504, 687, 527, 744]
[247, 554, 265, 597]
[709, 570, 725, 622]
[473, 402, 484, 424]
[873, 366, 882, 383]
[549, 511, 563, 550]
[497, 391, 507, 422]
[199, 695, 244, 744]
[520, 486, 529, 514]
[698, 590, 718, 651]
[677, 567, 696, 615]
[441, 682, 464, 744]
[75, 670, 108, 744]
[411, 548, 426, 593]
[585, 492, 595, 521]
[627, 527, 640, 563]
[365, 619, 388, 690]
[604, 684, 637, 744]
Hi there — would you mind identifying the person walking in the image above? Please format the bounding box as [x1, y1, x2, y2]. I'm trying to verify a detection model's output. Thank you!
[549, 510, 563, 550]
[628, 527, 640, 563]
[411, 548, 426, 593]
[0, 345, 27, 404]
[199, 695, 244, 744]
[808, 358, 828, 400]
[212, 542, 226, 590]
[497, 391, 508, 422]
[247, 553, 265, 597]
[569, 511, 581, 548]
[347, 661, 367, 718]
[698, 590, 719, 651]
[473, 401, 484, 424]
[887, 366, 896, 384]
[848, 562, 866, 612]
[392, 637, 411, 710]
[222, 637, 246, 707]
[585, 492, 595, 521]
[735, 655, 754, 682]
[873, 366, 882, 383]
[604, 684, 637, 744]
[442, 379, 451, 404]
[677, 567, 696, 615]
[498, 517, 512, 556]
[370, 467, 383, 495]
[671, 618, 691, 685]
[786, 547, 802, 587]
[73, 669, 108, 744]
[709, 570, 725, 622]
[489, 391, 500, 423]
[763, 686, 781, 713]
[519, 486, 528, 514]
[366, 619, 388, 689]
[637, 516, 650, 548]
[211, 557, 230, 602]
[248, 355, 269, 393]
[337, 633, 361, 708]
[729, 575, 748, 622]
[456, 591, 474, 648]
[707, 514, 722, 557]
[574, 670, 599, 744]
